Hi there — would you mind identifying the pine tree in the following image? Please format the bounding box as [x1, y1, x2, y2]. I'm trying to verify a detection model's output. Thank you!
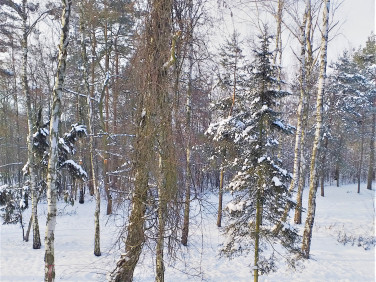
[328, 49, 375, 193]
[207, 31, 246, 227]
[209, 31, 300, 282]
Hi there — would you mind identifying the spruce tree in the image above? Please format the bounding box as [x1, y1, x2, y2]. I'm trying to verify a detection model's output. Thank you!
[208, 31, 300, 282]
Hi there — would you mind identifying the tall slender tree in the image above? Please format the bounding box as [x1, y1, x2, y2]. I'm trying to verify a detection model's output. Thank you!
[110, 0, 175, 280]
[301, 0, 330, 259]
[44, 0, 72, 280]
[79, 1, 101, 257]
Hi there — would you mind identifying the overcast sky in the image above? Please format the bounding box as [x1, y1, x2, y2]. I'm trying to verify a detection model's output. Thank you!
[209, 0, 375, 69]
[328, 0, 375, 63]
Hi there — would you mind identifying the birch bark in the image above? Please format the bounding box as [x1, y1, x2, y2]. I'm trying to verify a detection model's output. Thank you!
[44, 0, 72, 280]
[301, 0, 330, 259]
[20, 0, 41, 249]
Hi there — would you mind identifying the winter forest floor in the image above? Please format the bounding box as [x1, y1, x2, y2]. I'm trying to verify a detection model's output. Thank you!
[1, 183, 375, 281]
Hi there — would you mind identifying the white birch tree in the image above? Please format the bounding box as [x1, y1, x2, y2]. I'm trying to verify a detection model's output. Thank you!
[301, 0, 330, 259]
[44, 0, 72, 280]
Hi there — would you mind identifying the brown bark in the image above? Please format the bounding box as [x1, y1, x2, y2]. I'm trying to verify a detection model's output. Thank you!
[357, 115, 365, 193]
[367, 112, 375, 190]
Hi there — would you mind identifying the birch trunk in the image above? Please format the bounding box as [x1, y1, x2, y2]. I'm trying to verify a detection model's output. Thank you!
[79, 6, 101, 257]
[44, 1, 72, 280]
[288, 0, 309, 196]
[181, 0, 193, 245]
[294, 141, 306, 224]
[320, 134, 329, 197]
[301, 0, 330, 259]
[367, 112, 375, 190]
[276, 0, 309, 229]
[21, 0, 41, 249]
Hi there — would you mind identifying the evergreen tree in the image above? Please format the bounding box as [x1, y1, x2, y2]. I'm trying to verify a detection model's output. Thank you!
[208, 31, 300, 281]
[328, 49, 375, 192]
[209, 31, 246, 227]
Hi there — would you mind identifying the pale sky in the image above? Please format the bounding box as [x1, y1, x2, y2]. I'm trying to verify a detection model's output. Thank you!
[328, 0, 375, 63]
[208, 0, 375, 69]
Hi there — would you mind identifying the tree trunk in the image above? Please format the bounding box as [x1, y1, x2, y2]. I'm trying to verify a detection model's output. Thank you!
[288, 0, 309, 195]
[273, 0, 283, 89]
[320, 134, 329, 197]
[254, 176, 262, 282]
[100, 15, 112, 215]
[20, 0, 41, 250]
[276, 0, 309, 230]
[44, 0, 72, 280]
[79, 182, 84, 204]
[367, 112, 375, 190]
[357, 115, 365, 193]
[110, 111, 150, 281]
[111, 0, 173, 280]
[24, 214, 32, 242]
[181, 0, 194, 247]
[217, 168, 224, 227]
[301, 0, 330, 259]
[79, 5, 101, 257]
[294, 127, 307, 224]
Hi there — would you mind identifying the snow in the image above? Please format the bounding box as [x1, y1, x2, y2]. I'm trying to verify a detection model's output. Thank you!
[59, 138, 70, 154]
[62, 160, 88, 178]
[272, 176, 282, 186]
[1, 183, 375, 281]
[0, 184, 9, 192]
[227, 201, 245, 212]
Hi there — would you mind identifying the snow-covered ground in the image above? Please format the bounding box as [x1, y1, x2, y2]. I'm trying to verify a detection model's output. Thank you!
[1, 183, 375, 281]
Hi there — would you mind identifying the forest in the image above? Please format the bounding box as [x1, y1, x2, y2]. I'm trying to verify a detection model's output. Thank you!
[0, 0, 375, 281]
